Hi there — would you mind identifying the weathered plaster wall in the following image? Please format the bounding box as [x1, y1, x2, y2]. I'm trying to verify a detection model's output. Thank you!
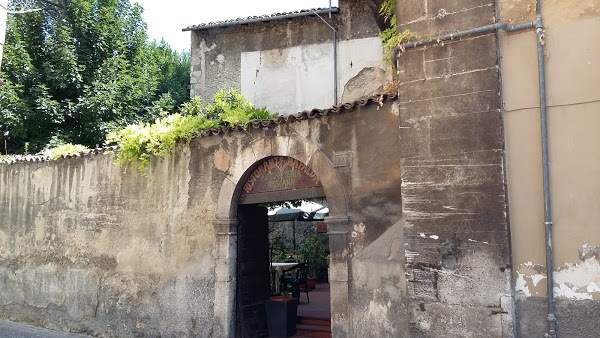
[240, 37, 387, 114]
[500, 1, 600, 336]
[0, 100, 405, 337]
[0, 146, 219, 337]
[396, 0, 513, 336]
[190, 0, 385, 114]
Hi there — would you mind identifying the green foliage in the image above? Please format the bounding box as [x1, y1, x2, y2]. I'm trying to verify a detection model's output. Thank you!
[0, 0, 190, 155]
[378, 0, 421, 64]
[107, 89, 277, 174]
[379, 0, 397, 52]
[44, 143, 89, 160]
[298, 234, 329, 277]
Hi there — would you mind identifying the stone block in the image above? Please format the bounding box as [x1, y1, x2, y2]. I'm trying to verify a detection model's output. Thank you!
[427, 0, 494, 17]
[428, 5, 495, 35]
[402, 162, 503, 187]
[423, 43, 451, 61]
[400, 68, 498, 102]
[399, 90, 500, 121]
[397, 0, 427, 24]
[399, 119, 430, 159]
[424, 58, 451, 78]
[429, 110, 503, 155]
[397, 49, 425, 84]
[449, 35, 497, 73]
[0, 267, 24, 305]
[23, 265, 65, 309]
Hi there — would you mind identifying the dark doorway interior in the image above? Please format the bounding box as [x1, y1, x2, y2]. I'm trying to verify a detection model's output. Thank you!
[236, 201, 332, 338]
[235, 156, 332, 337]
[236, 204, 270, 337]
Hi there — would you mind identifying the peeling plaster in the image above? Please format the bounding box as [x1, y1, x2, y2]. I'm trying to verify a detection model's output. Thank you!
[516, 245, 600, 300]
[515, 272, 531, 297]
[530, 274, 546, 287]
[351, 222, 366, 238]
[366, 295, 393, 332]
[553, 257, 600, 300]
[554, 283, 593, 300]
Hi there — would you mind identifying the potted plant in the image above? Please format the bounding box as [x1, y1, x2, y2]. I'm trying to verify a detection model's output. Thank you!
[265, 293, 298, 338]
[298, 234, 329, 289]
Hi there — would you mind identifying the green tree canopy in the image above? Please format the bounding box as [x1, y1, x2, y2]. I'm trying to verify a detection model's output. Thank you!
[1, 0, 190, 154]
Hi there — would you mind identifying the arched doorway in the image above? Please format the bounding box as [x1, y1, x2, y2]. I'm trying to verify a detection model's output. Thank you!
[211, 136, 351, 338]
[236, 156, 328, 337]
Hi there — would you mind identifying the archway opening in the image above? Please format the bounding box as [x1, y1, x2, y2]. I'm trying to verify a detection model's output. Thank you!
[235, 156, 332, 338]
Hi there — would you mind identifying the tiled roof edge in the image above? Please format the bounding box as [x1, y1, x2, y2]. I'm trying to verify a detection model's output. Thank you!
[183, 8, 339, 32]
[0, 146, 119, 165]
[197, 93, 398, 137]
[0, 93, 397, 165]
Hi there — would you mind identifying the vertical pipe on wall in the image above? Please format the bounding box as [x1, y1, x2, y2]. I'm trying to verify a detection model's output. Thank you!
[330, 1, 338, 105]
[535, 0, 557, 337]
[315, 5, 338, 105]
[333, 29, 338, 105]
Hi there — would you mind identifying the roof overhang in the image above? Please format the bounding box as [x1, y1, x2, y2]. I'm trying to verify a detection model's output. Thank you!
[182, 7, 339, 32]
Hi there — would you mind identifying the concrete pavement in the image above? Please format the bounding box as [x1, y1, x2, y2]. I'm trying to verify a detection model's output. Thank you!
[0, 320, 90, 338]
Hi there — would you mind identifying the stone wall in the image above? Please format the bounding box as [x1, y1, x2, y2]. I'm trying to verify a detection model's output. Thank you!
[499, 1, 600, 336]
[189, 0, 387, 114]
[0, 145, 218, 336]
[0, 98, 404, 337]
[396, 0, 513, 336]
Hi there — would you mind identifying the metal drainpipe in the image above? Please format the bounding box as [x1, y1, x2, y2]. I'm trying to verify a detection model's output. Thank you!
[535, 0, 557, 336]
[333, 29, 338, 104]
[329, 0, 338, 105]
[389, 21, 536, 72]
[313, 4, 338, 106]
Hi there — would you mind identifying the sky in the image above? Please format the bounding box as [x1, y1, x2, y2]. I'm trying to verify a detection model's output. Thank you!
[136, 0, 340, 52]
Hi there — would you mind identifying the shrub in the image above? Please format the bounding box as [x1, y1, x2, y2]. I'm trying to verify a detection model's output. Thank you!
[106, 89, 276, 174]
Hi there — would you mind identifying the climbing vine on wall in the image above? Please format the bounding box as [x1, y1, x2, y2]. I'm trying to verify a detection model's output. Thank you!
[379, 0, 421, 63]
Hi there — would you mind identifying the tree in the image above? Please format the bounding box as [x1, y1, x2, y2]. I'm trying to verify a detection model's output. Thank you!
[0, 0, 190, 154]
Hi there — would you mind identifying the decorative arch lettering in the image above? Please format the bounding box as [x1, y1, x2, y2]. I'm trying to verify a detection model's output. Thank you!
[242, 157, 321, 195]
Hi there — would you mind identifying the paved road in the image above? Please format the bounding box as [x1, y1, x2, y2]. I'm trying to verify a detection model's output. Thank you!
[0, 320, 90, 338]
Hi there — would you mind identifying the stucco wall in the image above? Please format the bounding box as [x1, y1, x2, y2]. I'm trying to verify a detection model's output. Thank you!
[500, 1, 600, 336]
[0, 146, 218, 336]
[0, 99, 405, 337]
[396, 0, 513, 336]
[240, 37, 386, 114]
[190, 0, 386, 114]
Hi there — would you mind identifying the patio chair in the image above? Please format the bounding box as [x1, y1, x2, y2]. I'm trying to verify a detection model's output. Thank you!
[280, 262, 310, 303]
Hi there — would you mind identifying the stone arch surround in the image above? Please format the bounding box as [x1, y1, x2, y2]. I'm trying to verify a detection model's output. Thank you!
[212, 135, 352, 337]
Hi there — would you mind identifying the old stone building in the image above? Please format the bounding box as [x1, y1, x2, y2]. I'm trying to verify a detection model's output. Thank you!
[184, 0, 389, 114]
[395, 0, 600, 336]
[0, 0, 599, 337]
